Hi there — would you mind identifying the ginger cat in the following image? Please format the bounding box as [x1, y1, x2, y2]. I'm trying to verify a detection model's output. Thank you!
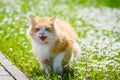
[28, 16, 79, 75]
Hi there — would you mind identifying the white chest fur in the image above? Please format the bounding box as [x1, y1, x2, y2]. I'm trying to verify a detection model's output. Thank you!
[30, 34, 58, 62]
[32, 41, 51, 61]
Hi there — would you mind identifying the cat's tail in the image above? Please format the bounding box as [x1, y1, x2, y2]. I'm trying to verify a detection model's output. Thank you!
[71, 42, 81, 60]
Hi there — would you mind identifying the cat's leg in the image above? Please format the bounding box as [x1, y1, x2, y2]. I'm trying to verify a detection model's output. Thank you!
[53, 52, 65, 75]
[62, 52, 71, 70]
[40, 59, 52, 76]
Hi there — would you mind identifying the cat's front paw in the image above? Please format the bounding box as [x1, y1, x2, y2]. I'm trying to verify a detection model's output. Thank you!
[44, 67, 51, 76]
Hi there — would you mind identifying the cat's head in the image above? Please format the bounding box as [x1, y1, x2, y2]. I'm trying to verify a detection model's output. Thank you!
[28, 16, 57, 44]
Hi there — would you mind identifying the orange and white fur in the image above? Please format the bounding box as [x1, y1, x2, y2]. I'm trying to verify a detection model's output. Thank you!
[28, 16, 79, 75]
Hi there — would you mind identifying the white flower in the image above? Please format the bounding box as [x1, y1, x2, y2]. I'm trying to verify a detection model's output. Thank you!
[9, 48, 13, 51]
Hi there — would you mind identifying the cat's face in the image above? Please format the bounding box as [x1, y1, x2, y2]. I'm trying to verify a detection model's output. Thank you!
[29, 16, 57, 44]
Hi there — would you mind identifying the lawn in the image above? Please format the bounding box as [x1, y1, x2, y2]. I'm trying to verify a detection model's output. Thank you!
[0, 0, 120, 80]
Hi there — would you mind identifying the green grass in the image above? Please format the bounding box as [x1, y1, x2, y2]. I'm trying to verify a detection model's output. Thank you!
[0, 0, 120, 80]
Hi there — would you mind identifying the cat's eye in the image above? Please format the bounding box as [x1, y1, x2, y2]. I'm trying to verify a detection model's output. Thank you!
[45, 27, 50, 31]
[36, 28, 40, 31]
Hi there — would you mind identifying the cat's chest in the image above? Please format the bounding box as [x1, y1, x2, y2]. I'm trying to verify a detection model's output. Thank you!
[33, 43, 51, 60]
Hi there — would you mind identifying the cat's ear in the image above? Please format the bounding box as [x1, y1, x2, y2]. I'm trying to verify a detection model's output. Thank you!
[29, 16, 36, 27]
[51, 16, 57, 23]
[51, 16, 59, 32]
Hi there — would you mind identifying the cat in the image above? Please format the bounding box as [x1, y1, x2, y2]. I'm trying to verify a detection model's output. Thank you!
[28, 16, 79, 75]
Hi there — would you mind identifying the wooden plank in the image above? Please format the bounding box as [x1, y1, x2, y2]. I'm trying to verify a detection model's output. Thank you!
[0, 52, 28, 80]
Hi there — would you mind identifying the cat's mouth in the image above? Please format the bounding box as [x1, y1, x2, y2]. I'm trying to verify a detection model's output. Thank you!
[39, 36, 47, 41]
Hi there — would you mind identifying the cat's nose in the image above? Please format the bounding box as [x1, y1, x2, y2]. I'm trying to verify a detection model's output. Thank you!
[39, 33, 45, 36]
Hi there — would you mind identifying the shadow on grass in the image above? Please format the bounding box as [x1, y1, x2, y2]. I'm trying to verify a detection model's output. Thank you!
[61, 68, 74, 80]
[47, 67, 75, 80]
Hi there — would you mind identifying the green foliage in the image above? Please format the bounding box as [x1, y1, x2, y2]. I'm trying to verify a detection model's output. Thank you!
[0, 0, 120, 80]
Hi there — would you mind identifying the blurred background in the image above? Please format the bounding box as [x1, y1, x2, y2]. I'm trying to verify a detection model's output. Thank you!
[0, 0, 120, 80]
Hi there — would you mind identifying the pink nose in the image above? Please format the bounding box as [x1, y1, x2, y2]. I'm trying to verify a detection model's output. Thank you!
[40, 33, 45, 36]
